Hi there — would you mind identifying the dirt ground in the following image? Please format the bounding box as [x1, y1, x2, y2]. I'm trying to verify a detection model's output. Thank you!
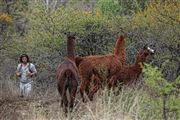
[0, 96, 61, 120]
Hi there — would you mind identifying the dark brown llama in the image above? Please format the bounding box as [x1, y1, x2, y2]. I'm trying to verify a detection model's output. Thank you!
[75, 35, 126, 101]
[56, 33, 79, 113]
[108, 46, 155, 89]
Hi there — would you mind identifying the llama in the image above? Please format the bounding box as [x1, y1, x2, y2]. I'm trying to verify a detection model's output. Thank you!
[75, 35, 126, 101]
[56, 33, 79, 113]
[108, 46, 155, 89]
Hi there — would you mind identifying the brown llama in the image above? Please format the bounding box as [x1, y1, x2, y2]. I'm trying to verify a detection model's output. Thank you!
[56, 33, 79, 113]
[108, 46, 155, 89]
[75, 35, 126, 101]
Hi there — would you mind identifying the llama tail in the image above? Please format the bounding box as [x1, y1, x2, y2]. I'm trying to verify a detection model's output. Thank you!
[64, 69, 73, 87]
[113, 35, 126, 65]
[75, 56, 83, 67]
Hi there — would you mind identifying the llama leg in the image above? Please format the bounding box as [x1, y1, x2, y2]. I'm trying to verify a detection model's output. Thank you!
[88, 76, 101, 101]
[80, 80, 87, 102]
[63, 87, 68, 113]
[69, 79, 78, 112]
[57, 84, 64, 107]
[108, 76, 123, 95]
[80, 76, 90, 102]
[108, 77, 117, 89]
[88, 85, 100, 101]
[59, 80, 68, 113]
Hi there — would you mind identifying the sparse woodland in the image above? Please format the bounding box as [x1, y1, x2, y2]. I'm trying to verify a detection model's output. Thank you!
[0, 0, 179, 120]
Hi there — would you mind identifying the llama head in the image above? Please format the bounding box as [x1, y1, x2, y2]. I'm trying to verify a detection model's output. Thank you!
[64, 32, 76, 40]
[65, 32, 76, 60]
[136, 46, 155, 63]
[117, 35, 125, 46]
[143, 45, 155, 55]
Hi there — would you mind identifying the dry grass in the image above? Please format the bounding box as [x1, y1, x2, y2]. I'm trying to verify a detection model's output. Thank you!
[0, 78, 178, 120]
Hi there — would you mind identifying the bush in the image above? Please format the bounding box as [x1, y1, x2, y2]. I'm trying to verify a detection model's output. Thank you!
[143, 64, 180, 120]
[96, 0, 149, 16]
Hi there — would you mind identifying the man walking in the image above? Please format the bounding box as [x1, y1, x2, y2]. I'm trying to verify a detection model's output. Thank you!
[16, 54, 37, 97]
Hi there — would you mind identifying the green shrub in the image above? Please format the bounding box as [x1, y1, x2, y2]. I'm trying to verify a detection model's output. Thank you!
[143, 64, 180, 120]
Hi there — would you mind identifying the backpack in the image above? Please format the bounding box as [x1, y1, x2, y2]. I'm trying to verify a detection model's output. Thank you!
[19, 63, 32, 73]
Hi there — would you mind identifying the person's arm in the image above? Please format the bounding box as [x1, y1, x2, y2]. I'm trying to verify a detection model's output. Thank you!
[16, 64, 21, 77]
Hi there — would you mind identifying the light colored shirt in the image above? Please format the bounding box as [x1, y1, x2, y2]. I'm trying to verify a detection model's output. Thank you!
[17, 63, 37, 83]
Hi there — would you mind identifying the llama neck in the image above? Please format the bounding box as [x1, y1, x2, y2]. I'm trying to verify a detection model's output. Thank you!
[119, 48, 126, 65]
[67, 37, 75, 60]
[113, 35, 126, 65]
[134, 56, 145, 73]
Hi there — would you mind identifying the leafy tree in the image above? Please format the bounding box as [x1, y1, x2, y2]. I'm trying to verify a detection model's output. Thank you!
[96, 0, 149, 16]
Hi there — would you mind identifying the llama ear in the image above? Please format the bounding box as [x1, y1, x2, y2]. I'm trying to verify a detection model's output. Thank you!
[72, 32, 76, 37]
[117, 35, 124, 41]
[143, 44, 148, 49]
[64, 32, 68, 36]
[64, 32, 76, 39]
[119, 35, 124, 39]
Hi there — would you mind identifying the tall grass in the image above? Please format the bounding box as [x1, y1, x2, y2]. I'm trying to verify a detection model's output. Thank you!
[0, 78, 178, 120]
